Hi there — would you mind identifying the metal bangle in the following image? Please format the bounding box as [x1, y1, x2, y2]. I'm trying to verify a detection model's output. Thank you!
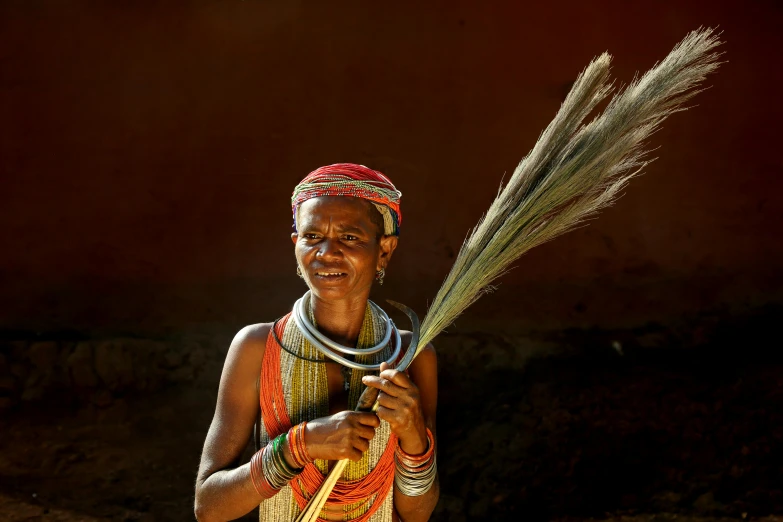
[262, 435, 300, 490]
[394, 455, 437, 497]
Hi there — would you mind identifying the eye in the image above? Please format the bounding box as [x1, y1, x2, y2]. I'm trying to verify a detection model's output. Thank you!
[343, 235, 358, 241]
[302, 233, 321, 240]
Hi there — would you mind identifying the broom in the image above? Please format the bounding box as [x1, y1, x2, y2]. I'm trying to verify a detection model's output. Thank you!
[295, 27, 724, 521]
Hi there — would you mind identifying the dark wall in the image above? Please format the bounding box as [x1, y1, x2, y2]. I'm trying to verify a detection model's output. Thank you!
[1, 1, 781, 336]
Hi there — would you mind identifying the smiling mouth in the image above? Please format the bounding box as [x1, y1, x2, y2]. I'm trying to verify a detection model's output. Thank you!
[314, 271, 347, 278]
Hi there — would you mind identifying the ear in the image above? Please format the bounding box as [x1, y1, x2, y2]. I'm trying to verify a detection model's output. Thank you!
[377, 235, 398, 270]
[291, 233, 298, 245]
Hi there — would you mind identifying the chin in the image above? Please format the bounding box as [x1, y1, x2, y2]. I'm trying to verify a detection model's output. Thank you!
[308, 280, 371, 302]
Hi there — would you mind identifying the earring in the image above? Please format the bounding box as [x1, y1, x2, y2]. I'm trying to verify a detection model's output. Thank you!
[296, 266, 303, 278]
[375, 268, 385, 286]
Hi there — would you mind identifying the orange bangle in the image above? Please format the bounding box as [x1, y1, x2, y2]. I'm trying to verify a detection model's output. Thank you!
[395, 428, 435, 464]
[288, 424, 304, 468]
[297, 421, 313, 464]
[286, 422, 313, 468]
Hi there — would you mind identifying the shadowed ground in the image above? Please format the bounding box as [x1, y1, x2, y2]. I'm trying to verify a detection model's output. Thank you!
[1, 326, 782, 522]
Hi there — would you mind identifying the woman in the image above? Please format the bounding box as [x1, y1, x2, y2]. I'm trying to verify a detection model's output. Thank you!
[194, 164, 439, 522]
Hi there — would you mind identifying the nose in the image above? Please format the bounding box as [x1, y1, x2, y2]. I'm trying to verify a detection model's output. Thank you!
[316, 237, 342, 261]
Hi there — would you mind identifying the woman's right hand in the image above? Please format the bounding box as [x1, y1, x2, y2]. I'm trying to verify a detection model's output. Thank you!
[303, 411, 380, 462]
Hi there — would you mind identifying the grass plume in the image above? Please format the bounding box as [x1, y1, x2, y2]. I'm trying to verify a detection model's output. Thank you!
[416, 27, 723, 352]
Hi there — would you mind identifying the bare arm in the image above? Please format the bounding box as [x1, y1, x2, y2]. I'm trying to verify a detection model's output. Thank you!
[363, 341, 439, 522]
[195, 323, 386, 521]
[194, 324, 269, 522]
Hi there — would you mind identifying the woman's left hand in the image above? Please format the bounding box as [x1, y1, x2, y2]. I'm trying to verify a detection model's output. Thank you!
[361, 361, 428, 455]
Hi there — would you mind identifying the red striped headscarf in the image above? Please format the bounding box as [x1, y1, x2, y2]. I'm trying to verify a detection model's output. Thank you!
[291, 163, 402, 236]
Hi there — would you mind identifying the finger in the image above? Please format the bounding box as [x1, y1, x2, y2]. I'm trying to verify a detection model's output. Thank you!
[360, 375, 383, 391]
[380, 361, 390, 372]
[356, 424, 377, 441]
[376, 392, 402, 411]
[355, 412, 381, 428]
[375, 405, 398, 425]
[354, 436, 370, 453]
[379, 368, 412, 388]
[362, 375, 404, 398]
[348, 448, 364, 462]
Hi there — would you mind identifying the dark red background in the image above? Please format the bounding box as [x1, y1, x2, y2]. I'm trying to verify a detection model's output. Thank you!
[2, 1, 781, 338]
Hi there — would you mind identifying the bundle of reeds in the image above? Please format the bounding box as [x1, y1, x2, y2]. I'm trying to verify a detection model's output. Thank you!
[296, 27, 723, 522]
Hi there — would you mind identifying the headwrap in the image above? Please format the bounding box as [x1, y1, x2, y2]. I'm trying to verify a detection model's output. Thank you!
[292, 163, 402, 236]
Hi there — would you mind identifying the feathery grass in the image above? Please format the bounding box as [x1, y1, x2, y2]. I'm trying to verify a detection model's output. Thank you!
[416, 27, 723, 354]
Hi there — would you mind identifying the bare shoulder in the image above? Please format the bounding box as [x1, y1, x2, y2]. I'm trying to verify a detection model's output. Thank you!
[231, 322, 273, 352]
[219, 322, 274, 385]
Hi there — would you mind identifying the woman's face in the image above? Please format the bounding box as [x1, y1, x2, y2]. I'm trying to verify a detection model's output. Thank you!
[292, 196, 397, 302]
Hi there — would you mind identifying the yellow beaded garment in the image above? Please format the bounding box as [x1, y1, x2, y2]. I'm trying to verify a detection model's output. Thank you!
[257, 304, 395, 522]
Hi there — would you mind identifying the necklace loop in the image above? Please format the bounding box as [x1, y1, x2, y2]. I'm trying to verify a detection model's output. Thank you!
[291, 291, 401, 371]
[294, 292, 393, 356]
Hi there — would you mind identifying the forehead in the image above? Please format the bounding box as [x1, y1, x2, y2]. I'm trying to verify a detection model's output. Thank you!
[296, 196, 377, 229]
